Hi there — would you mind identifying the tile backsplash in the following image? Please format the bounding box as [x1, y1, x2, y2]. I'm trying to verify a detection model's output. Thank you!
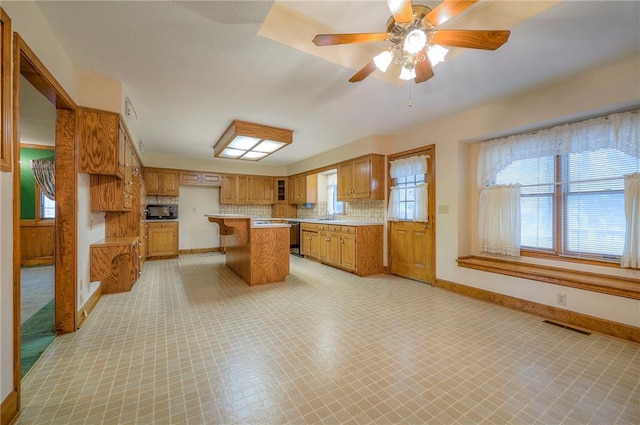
[217, 201, 385, 222]
[219, 204, 272, 217]
[297, 200, 385, 222]
[145, 195, 179, 205]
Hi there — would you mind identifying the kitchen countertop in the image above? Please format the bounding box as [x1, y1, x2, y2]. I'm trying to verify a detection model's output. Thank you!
[204, 214, 290, 228]
[264, 218, 383, 226]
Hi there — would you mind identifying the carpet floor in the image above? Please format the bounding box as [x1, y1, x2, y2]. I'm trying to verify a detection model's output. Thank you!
[21, 299, 56, 378]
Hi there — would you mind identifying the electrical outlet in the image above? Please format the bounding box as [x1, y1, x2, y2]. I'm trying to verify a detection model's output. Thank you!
[556, 293, 567, 306]
[438, 205, 450, 214]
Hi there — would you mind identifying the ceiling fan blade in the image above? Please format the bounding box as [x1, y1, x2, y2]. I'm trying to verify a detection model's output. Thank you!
[313, 33, 389, 46]
[414, 51, 435, 84]
[386, 0, 415, 24]
[424, 0, 479, 27]
[432, 29, 510, 50]
[349, 60, 377, 83]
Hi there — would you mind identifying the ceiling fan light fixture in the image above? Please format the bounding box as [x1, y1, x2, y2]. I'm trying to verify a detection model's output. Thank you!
[399, 65, 416, 81]
[427, 44, 448, 67]
[403, 29, 427, 54]
[373, 50, 393, 72]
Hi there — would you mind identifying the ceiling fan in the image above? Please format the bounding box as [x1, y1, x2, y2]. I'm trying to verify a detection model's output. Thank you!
[312, 0, 510, 84]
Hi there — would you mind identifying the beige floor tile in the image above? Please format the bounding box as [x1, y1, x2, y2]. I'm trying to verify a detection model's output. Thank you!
[16, 254, 640, 424]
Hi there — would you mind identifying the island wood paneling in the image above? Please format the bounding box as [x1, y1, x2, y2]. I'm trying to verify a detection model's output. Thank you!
[249, 227, 290, 285]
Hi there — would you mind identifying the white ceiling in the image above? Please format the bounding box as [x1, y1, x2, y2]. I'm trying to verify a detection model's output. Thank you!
[30, 1, 640, 165]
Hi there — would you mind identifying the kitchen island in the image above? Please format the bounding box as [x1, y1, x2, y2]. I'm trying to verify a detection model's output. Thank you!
[205, 214, 290, 285]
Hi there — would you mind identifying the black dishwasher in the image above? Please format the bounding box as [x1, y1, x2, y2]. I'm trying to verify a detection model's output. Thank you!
[288, 221, 302, 256]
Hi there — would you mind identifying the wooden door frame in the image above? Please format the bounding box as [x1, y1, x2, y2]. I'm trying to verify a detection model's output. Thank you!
[386, 145, 436, 282]
[12, 33, 77, 411]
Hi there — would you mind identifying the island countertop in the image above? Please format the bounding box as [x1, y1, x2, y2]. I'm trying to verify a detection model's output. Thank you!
[204, 214, 291, 228]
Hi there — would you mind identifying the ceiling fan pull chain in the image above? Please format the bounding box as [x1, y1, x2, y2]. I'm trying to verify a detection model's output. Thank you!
[408, 81, 413, 108]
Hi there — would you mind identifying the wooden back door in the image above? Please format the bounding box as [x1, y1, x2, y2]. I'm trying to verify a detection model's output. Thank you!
[388, 145, 435, 284]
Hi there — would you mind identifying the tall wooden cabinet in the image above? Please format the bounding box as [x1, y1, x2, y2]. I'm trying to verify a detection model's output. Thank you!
[79, 107, 147, 291]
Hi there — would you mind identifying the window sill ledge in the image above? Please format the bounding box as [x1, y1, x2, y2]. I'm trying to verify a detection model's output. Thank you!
[457, 255, 640, 300]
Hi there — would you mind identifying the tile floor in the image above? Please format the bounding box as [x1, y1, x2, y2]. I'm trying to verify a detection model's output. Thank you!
[17, 253, 639, 424]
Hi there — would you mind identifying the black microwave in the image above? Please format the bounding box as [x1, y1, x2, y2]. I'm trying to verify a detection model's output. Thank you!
[146, 204, 178, 220]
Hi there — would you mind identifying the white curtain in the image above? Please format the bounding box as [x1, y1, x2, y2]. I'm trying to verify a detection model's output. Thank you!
[387, 187, 401, 221]
[477, 111, 639, 189]
[326, 173, 337, 215]
[414, 182, 428, 222]
[622, 173, 640, 268]
[478, 185, 521, 256]
[390, 155, 429, 178]
[387, 155, 429, 222]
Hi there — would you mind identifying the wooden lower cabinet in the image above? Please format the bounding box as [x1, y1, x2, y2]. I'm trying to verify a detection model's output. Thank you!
[147, 221, 179, 258]
[301, 224, 320, 259]
[318, 224, 382, 276]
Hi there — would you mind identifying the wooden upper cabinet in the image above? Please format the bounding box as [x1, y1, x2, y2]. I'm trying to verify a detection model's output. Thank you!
[249, 176, 273, 204]
[78, 108, 123, 177]
[274, 177, 288, 203]
[220, 174, 236, 203]
[288, 174, 317, 204]
[179, 170, 222, 186]
[144, 167, 179, 196]
[337, 154, 384, 201]
[220, 174, 249, 204]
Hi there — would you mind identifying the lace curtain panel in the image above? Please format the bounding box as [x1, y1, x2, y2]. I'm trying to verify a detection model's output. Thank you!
[478, 185, 521, 256]
[30, 159, 55, 201]
[388, 155, 429, 222]
[622, 173, 640, 268]
[477, 110, 639, 188]
[389, 154, 429, 178]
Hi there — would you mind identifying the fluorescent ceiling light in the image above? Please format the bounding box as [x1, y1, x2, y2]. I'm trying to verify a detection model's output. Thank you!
[213, 120, 293, 161]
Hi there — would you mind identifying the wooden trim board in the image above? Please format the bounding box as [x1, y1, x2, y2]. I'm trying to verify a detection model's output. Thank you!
[1, 390, 18, 425]
[76, 284, 102, 329]
[434, 278, 640, 344]
[178, 247, 221, 255]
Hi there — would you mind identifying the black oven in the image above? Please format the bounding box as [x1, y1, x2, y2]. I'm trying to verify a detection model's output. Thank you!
[146, 204, 178, 220]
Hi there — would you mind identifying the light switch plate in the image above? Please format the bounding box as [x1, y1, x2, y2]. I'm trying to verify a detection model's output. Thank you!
[438, 205, 450, 214]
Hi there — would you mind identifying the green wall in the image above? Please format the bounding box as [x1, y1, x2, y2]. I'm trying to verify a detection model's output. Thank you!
[20, 148, 55, 220]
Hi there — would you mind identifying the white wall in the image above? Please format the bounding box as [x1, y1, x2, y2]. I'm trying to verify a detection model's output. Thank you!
[0, 173, 13, 400]
[77, 174, 106, 306]
[178, 186, 221, 250]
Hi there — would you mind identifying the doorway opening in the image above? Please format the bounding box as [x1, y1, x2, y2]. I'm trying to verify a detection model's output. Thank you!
[18, 75, 57, 376]
[12, 33, 77, 410]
